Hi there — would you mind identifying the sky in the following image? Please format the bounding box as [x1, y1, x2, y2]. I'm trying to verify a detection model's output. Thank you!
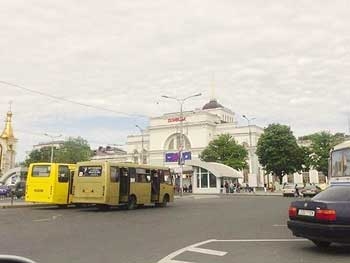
[1, 0, 350, 162]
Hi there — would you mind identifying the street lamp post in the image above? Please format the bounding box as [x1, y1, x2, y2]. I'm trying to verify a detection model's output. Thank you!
[162, 93, 202, 196]
[135, 125, 145, 164]
[44, 133, 62, 163]
[242, 115, 256, 176]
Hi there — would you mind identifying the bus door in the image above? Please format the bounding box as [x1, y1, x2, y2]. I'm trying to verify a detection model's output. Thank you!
[151, 169, 160, 201]
[109, 166, 120, 205]
[56, 165, 70, 204]
[119, 167, 130, 202]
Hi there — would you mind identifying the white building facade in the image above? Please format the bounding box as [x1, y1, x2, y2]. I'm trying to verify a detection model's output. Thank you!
[125, 98, 265, 189]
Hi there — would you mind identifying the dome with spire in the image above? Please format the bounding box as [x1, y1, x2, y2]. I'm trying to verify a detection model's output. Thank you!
[0, 111, 15, 140]
[202, 98, 224, 110]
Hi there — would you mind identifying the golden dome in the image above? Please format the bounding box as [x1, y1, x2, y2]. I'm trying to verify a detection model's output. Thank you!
[0, 111, 15, 140]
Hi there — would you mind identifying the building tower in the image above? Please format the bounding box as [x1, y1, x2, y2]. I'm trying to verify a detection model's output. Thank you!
[0, 108, 17, 174]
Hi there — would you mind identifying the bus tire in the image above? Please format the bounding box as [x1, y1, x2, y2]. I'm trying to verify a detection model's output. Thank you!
[127, 195, 137, 210]
[156, 194, 169, 207]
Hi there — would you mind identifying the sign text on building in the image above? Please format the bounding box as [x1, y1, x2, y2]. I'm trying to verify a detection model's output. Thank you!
[168, 117, 186, 123]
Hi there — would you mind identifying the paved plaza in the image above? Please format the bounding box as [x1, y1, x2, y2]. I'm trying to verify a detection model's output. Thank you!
[1, 196, 349, 263]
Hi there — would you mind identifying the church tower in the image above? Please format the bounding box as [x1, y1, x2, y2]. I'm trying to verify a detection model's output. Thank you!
[0, 107, 17, 174]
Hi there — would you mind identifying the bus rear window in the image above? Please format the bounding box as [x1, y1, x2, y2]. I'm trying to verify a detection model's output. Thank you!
[32, 165, 51, 177]
[78, 166, 102, 177]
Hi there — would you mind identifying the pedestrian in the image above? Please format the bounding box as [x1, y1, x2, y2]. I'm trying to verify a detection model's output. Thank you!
[264, 183, 267, 193]
[229, 181, 234, 193]
[188, 183, 192, 193]
[224, 181, 229, 194]
[295, 184, 300, 197]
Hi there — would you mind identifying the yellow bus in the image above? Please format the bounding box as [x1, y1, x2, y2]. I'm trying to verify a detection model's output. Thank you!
[25, 163, 76, 207]
[72, 161, 174, 209]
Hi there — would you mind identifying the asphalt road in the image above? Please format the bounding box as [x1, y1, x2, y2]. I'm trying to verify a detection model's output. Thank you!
[0, 195, 349, 263]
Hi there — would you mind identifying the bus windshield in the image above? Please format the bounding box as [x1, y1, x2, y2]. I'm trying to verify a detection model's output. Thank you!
[331, 148, 350, 177]
[32, 165, 51, 177]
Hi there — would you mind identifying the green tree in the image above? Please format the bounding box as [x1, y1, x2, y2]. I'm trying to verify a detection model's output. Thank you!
[256, 124, 303, 184]
[200, 134, 248, 170]
[55, 137, 92, 163]
[25, 147, 53, 166]
[25, 137, 92, 166]
[306, 131, 347, 176]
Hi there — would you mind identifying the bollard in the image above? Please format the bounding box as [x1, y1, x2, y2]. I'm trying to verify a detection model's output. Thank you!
[10, 191, 14, 205]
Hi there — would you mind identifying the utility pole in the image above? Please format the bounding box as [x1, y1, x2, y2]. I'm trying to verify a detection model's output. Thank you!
[135, 125, 145, 164]
[242, 115, 256, 185]
[44, 133, 62, 163]
[162, 93, 202, 196]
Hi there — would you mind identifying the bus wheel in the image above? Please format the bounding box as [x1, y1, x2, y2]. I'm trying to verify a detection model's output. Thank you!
[156, 194, 169, 208]
[127, 195, 137, 210]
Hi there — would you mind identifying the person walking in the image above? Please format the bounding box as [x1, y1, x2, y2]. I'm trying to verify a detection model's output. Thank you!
[295, 184, 300, 197]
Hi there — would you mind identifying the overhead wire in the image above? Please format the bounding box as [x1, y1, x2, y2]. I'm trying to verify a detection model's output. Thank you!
[0, 80, 148, 118]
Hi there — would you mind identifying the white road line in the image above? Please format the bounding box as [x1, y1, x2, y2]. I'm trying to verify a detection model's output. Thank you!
[157, 238, 308, 263]
[33, 218, 51, 222]
[157, 239, 216, 263]
[272, 224, 288, 227]
[33, 214, 62, 222]
[214, 239, 308, 242]
[187, 247, 227, 256]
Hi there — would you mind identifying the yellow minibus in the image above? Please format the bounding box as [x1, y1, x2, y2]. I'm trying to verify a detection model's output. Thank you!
[25, 163, 76, 207]
[72, 161, 174, 209]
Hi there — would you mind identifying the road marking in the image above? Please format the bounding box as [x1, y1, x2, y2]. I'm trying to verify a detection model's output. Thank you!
[157, 238, 308, 263]
[157, 239, 217, 263]
[187, 247, 227, 256]
[33, 214, 62, 222]
[214, 239, 307, 242]
[272, 224, 287, 227]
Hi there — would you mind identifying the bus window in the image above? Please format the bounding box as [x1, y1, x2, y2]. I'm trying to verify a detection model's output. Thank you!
[110, 166, 120, 182]
[135, 168, 148, 183]
[129, 167, 136, 183]
[158, 170, 164, 183]
[32, 165, 51, 177]
[58, 165, 70, 183]
[78, 166, 102, 177]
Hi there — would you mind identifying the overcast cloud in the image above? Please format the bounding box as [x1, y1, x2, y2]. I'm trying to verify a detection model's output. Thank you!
[1, 0, 350, 161]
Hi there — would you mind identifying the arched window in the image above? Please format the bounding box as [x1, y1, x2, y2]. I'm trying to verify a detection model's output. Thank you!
[165, 133, 191, 150]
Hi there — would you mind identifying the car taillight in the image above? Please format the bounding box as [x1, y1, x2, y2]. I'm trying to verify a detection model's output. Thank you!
[289, 206, 297, 219]
[315, 209, 336, 222]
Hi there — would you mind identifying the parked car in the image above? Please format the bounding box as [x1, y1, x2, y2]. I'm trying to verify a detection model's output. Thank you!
[282, 184, 296, 197]
[301, 184, 322, 197]
[0, 185, 11, 197]
[288, 185, 350, 248]
[13, 181, 26, 199]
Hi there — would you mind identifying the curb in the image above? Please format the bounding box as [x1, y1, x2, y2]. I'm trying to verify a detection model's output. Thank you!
[175, 193, 282, 198]
[1, 203, 54, 209]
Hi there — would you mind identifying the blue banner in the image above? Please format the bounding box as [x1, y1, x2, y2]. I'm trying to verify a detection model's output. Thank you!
[165, 151, 191, 163]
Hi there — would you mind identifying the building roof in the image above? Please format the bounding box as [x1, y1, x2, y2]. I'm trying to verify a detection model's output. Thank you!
[0, 111, 15, 140]
[202, 99, 224, 110]
[185, 160, 243, 178]
[334, 140, 350, 150]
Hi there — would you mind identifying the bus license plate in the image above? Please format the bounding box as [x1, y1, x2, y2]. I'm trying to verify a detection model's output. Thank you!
[298, 209, 315, 217]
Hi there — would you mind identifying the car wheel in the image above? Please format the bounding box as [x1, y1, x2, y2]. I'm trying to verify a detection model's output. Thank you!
[312, 240, 331, 249]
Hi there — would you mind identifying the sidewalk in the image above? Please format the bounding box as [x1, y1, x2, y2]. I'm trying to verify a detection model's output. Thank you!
[175, 191, 282, 199]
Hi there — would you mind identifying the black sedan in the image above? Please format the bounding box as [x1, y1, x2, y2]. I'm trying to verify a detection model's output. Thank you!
[287, 185, 350, 248]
